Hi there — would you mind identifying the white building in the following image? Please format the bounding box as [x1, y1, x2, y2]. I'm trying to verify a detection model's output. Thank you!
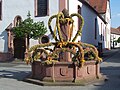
[111, 27, 120, 48]
[89, 0, 111, 50]
[0, 0, 110, 61]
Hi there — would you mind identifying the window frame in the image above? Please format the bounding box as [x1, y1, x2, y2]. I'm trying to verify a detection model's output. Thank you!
[34, 0, 49, 17]
[14, 15, 22, 27]
[101, 23, 103, 41]
[95, 18, 97, 39]
[0, 0, 2, 20]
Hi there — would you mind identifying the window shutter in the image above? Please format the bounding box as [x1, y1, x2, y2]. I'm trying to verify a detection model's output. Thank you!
[0, 0, 2, 20]
[37, 0, 47, 16]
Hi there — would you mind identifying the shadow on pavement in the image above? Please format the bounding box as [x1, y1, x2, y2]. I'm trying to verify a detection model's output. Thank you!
[0, 70, 31, 81]
[95, 48, 120, 90]
[102, 48, 120, 62]
[93, 66, 120, 90]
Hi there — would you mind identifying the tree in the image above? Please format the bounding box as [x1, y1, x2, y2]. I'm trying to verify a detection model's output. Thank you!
[117, 37, 120, 43]
[12, 12, 47, 39]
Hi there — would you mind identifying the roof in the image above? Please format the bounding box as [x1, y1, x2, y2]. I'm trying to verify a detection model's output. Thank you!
[88, 0, 108, 14]
[111, 27, 120, 35]
[79, 0, 107, 24]
[117, 26, 120, 30]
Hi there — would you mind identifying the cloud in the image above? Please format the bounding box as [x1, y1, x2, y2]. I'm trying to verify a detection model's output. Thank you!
[112, 13, 120, 18]
[117, 13, 120, 16]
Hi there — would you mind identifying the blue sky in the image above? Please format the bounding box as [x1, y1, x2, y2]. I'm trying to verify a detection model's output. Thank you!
[110, 0, 120, 28]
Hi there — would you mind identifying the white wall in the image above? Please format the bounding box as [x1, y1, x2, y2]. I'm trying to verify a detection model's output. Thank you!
[111, 34, 120, 48]
[0, 0, 34, 52]
[80, 3, 106, 47]
[0, 0, 59, 52]
[68, 0, 80, 42]
[67, 0, 107, 48]
[105, 1, 111, 49]
[0, 0, 109, 53]
[30, 0, 59, 47]
[101, 1, 111, 50]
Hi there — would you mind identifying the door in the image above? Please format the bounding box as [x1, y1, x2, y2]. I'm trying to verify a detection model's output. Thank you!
[14, 37, 26, 59]
[98, 42, 103, 57]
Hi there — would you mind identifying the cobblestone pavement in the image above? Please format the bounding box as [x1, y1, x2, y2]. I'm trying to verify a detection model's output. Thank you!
[0, 48, 120, 90]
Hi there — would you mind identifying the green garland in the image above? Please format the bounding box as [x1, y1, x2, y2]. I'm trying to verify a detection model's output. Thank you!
[32, 48, 49, 61]
[78, 42, 102, 62]
[70, 13, 84, 42]
[28, 42, 54, 52]
[48, 12, 82, 42]
[56, 12, 64, 42]
[25, 11, 102, 67]
[48, 15, 58, 41]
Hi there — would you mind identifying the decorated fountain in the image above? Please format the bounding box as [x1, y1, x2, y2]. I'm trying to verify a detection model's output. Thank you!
[25, 9, 103, 85]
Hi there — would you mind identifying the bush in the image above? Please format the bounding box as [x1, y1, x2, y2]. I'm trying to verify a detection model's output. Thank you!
[12, 12, 47, 39]
[117, 37, 120, 43]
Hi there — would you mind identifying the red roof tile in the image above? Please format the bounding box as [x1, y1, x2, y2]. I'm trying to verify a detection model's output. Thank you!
[117, 26, 120, 30]
[111, 27, 120, 35]
[88, 0, 108, 14]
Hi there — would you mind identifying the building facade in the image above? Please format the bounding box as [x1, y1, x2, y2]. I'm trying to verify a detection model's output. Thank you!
[89, 0, 111, 50]
[111, 27, 120, 48]
[0, 0, 111, 61]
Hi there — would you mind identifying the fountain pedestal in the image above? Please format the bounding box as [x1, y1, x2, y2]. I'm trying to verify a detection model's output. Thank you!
[25, 9, 104, 86]
[31, 61, 101, 83]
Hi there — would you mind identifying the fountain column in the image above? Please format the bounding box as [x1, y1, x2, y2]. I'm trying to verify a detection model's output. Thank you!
[59, 9, 72, 62]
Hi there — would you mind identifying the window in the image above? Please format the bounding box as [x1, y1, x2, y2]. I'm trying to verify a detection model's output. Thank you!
[0, 0, 2, 20]
[104, 26, 107, 41]
[14, 16, 22, 27]
[35, 0, 49, 17]
[101, 23, 102, 40]
[95, 18, 97, 39]
[102, 25, 105, 41]
[39, 35, 49, 44]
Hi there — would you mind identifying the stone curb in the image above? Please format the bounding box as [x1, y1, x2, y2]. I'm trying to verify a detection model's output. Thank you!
[23, 75, 106, 86]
